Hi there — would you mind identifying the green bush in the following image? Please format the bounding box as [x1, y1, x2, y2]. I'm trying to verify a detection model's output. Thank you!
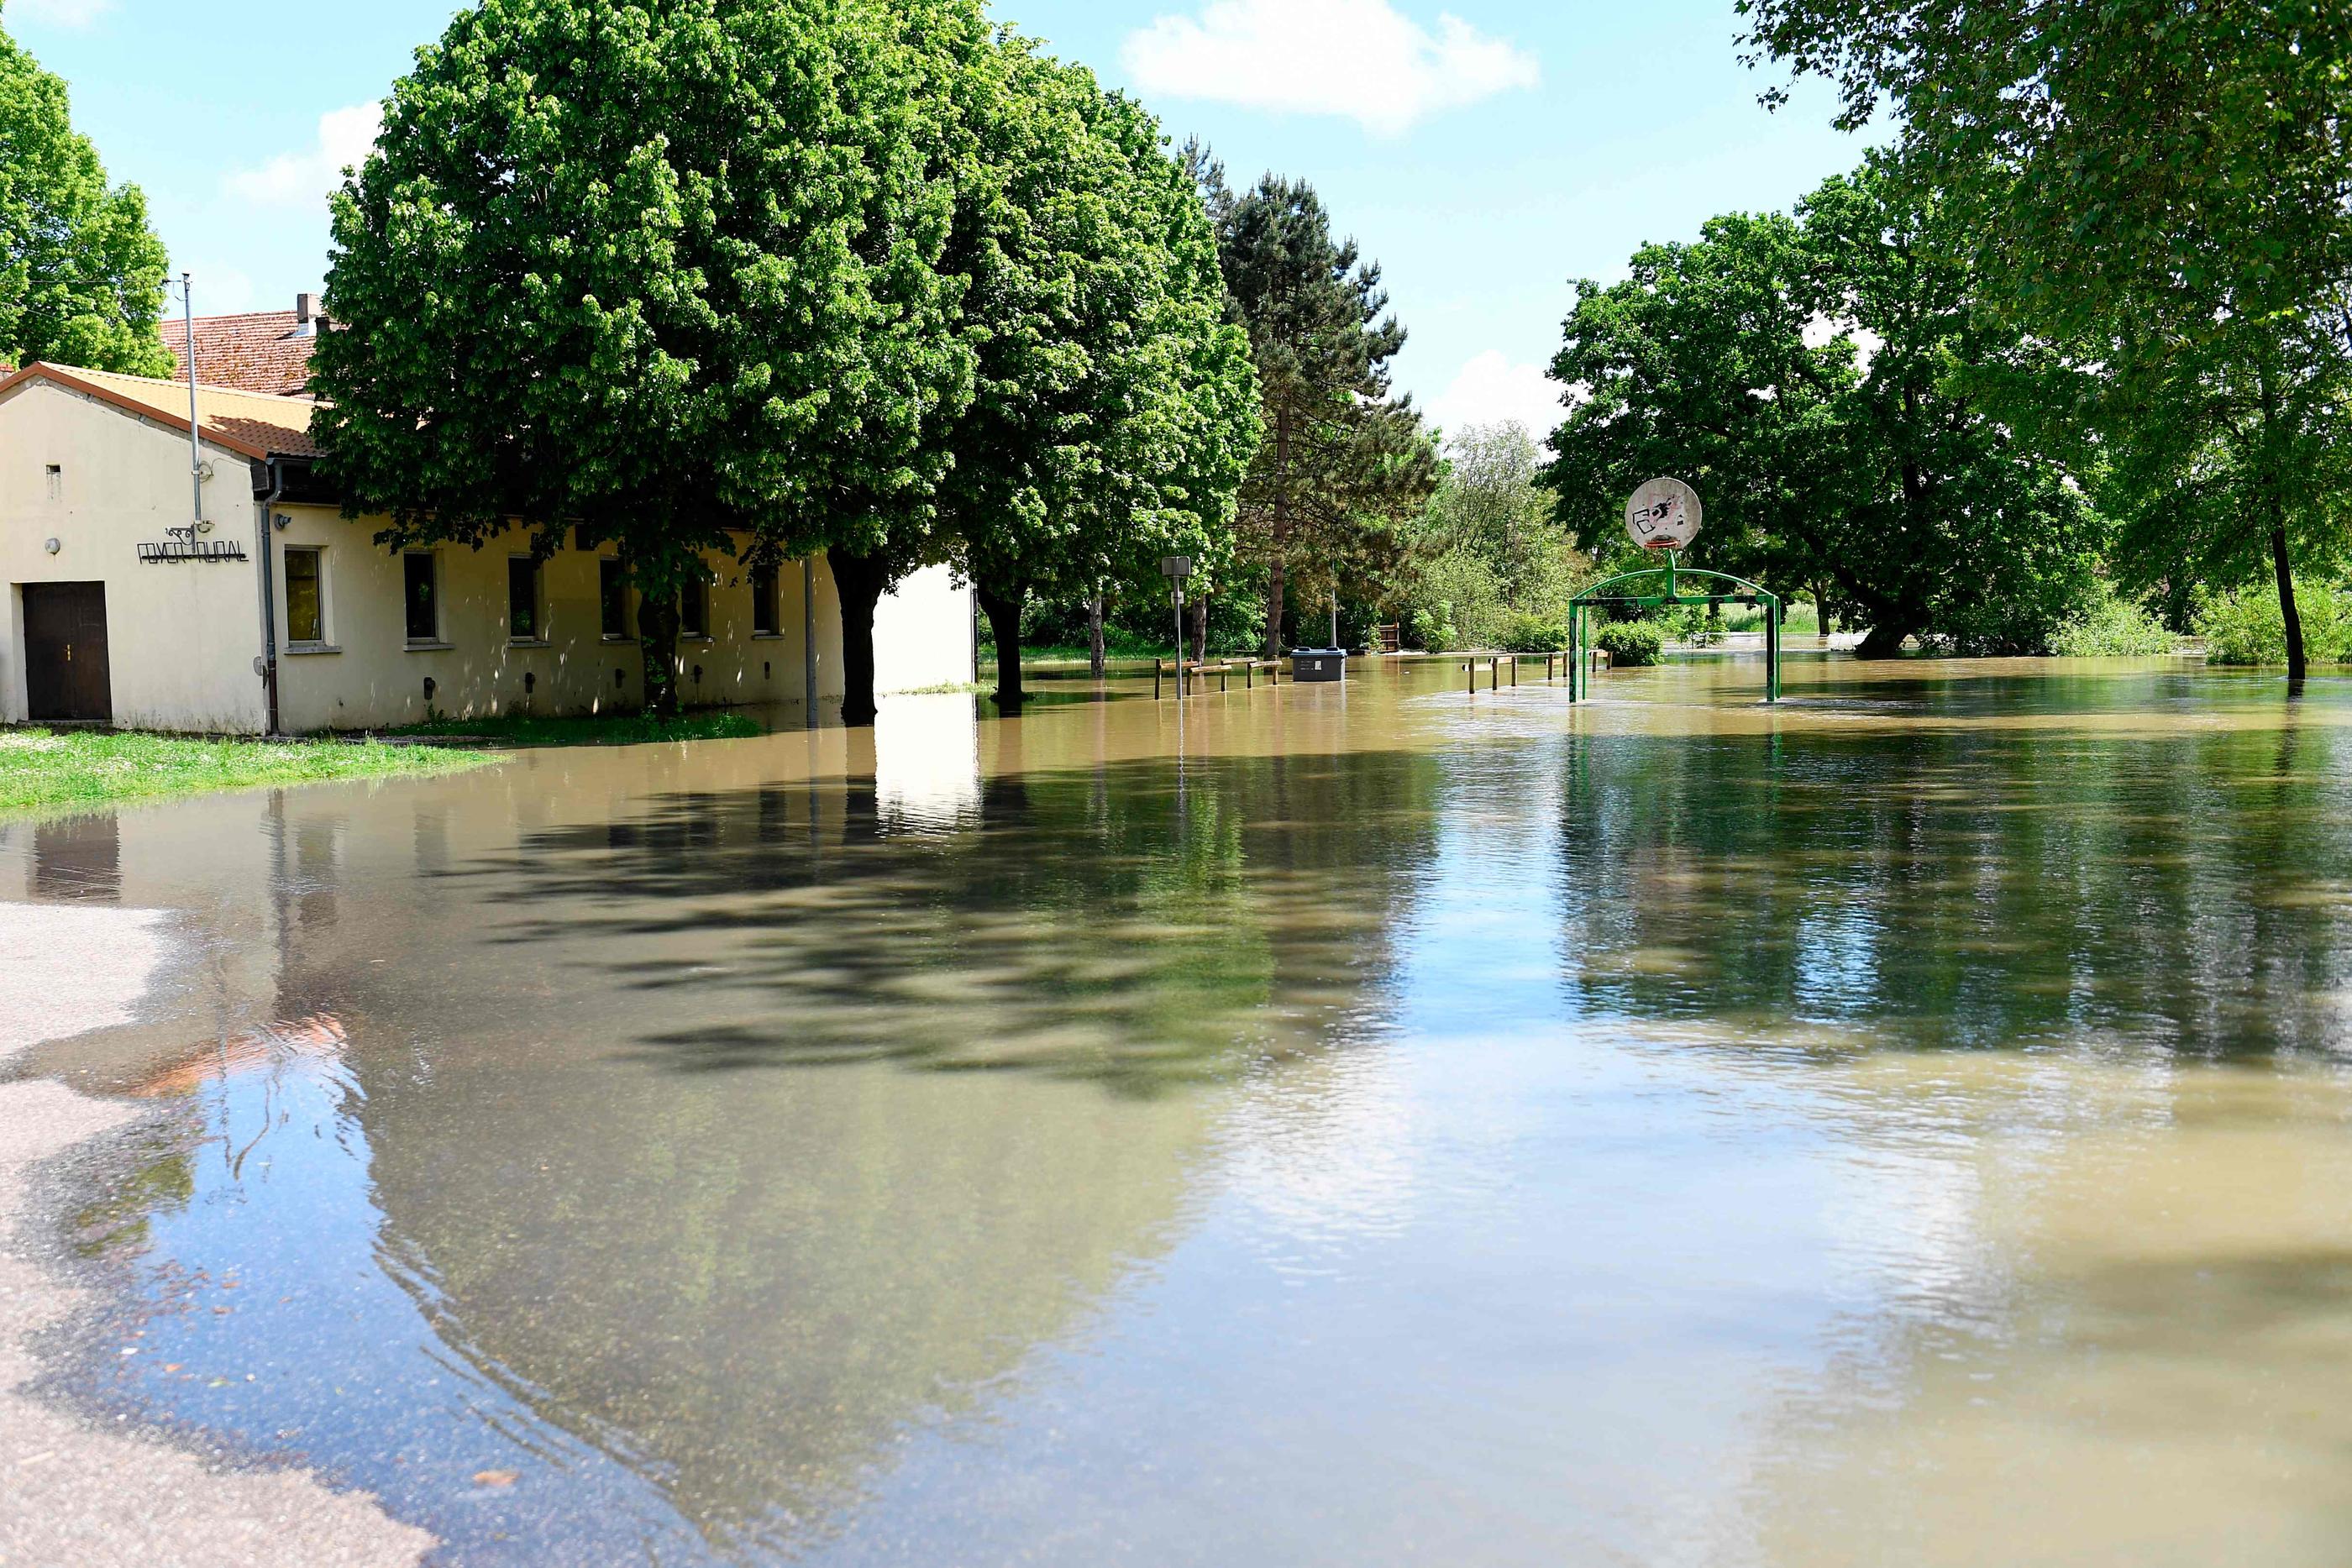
[1404, 605, 1455, 653]
[1595, 620, 1664, 667]
[1499, 612, 1569, 653]
[2050, 584, 2177, 657]
[2195, 580, 2352, 665]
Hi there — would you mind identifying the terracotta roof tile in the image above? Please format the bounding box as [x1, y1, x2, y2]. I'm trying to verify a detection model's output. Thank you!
[3, 362, 324, 460]
[159, 311, 318, 397]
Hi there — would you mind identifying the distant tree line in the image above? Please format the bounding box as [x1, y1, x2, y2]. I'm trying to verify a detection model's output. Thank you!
[1537, 0, 2352, 676]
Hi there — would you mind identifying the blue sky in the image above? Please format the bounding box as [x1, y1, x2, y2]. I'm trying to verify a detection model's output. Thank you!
[13, 0, 1872, 433]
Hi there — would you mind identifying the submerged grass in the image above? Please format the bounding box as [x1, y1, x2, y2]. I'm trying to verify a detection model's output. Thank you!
[386, 710, 764, 747]
[0, 728, 497, 818]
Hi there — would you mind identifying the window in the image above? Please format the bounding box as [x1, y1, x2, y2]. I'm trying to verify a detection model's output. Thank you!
[752, 562, 780, 636]
[680, 574, 709, 639]
[508, 557, 543, 641]
[600, 558, 631, 639]
[403, 552, 438, 642]
[45, 464, 61, 501]
[285, 548, 324, 643]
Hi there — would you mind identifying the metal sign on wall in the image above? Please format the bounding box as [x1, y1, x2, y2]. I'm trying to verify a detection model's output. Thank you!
[1624, 478, 1703, 553]
[138, 540, 248, 564]
[138, 523, 247, 564]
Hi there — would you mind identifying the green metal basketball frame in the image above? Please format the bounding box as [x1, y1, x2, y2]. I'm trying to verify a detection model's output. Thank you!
[1567, 553, 1782, 703]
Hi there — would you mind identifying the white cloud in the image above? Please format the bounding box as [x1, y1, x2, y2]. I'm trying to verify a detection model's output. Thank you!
[224, 103, 382, 207]
[1122, 0, 1538, 137]
[1425, 351, 1571, 445]
[10, 0, 115, 27]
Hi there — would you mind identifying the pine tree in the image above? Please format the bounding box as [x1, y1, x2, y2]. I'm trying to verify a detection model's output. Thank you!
[1194, 158, 1436, 657]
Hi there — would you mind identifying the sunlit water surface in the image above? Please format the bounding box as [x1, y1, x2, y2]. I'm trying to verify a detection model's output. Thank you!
[13, 653, 2352, 1565]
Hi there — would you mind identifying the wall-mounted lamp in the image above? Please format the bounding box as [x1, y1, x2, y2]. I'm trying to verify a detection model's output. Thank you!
[692, 664, 704, 684]
[616, 668, 627, 689]
[273, 512, 293, 532]
[43, 538, 60, 555]
[763, 661, 770, 679]
[423, 676, 437, 703]
[523, 671, 536, 695]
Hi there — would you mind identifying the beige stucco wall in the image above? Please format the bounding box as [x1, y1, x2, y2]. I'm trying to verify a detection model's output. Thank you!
[0, 379, 266, 732]
[270, 516, 971, 732]
[2, 376, 978, 734]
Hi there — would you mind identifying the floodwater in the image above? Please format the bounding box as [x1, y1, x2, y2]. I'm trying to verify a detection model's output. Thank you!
[11, 653, 2352, 1565]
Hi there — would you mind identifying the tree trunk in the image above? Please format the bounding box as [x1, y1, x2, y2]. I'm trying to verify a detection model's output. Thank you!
[2271, 523, 2307, 689]
[1853, 612, 1922, 660]
[1187, 597, 1208, 665]
[1088, 594, 1105, 679]
[2257, 359, 2304, 688]
[1813, 581, 1834, 640]
[977, 577, 1028, 714]
[1262, 556, 1287, 660]
[830, 548, 892, 727]
[1262, 412, 1293, 661]
[638, 595, 682, 718]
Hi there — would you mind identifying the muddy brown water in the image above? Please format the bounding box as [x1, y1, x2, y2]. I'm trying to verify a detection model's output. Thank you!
[10, 653, 2352, 1565]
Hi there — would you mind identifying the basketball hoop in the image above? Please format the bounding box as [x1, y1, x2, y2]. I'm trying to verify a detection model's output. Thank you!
[1625, 478, 1703, 553]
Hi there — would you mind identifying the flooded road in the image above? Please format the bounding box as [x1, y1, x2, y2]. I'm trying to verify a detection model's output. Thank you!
[10, 653, 2352, 1565]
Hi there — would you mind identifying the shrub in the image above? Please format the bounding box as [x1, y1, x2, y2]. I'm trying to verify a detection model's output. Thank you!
[2050, 584, 2177, 657]
[2195, 581, 2352, 665]
[1499, 612, 1569, 653]
[1404, 605, 1455, 653]
[1595, 620, 1664, 666]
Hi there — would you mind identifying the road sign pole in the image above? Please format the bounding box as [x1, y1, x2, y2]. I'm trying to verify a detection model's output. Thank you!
[1160, 554, 1194, 702]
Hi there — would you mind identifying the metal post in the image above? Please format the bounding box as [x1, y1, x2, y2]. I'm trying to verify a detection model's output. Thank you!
[1766, 594, 1782, 703]
[803, 558, 818, 726]
[1155, 659, 1163, 700]
[1173, 588, 1185, 700]
[181, 274, 202, 527]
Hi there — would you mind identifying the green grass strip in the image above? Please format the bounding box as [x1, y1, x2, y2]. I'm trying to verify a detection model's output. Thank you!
[0, 728, 498, 819]
[386, 710, 764, 747]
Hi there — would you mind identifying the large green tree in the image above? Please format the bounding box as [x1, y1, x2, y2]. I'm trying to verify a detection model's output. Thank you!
[942, 47, 1258, 713]
[1401, 421, 1588, 649]
[1194, 160, 1436, 658]
[1546, 160, 2096, 656]
[312, 0, 979, 717]
[0, 6, 170, 375]
[1738, 0, 2352, 678]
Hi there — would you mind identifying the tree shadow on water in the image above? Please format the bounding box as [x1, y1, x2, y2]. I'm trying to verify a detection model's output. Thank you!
[443, 749, 1452, 1094]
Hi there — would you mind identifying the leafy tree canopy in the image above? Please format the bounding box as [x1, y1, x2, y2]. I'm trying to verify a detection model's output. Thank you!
[1546, 157, 2097, 656]
[312, 0, 984, 715]
[948, 45, 1260, 711]
[1738, 0, 2352, 330]
[0, 7, 171, 375]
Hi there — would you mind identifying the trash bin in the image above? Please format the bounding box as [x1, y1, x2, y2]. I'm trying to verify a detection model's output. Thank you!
[1291, 648, 1347, 683]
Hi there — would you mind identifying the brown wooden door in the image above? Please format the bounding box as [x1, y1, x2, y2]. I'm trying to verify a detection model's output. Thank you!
[23, 582, 113, 722]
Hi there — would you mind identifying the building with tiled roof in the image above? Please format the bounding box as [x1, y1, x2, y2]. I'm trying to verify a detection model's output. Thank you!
[0, 358, 973, 734]
[157, 293, 323, 398]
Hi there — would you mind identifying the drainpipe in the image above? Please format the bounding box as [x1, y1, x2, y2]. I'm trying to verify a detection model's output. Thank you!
[802, 556, 817, 728]
[254, 457, 284, 737]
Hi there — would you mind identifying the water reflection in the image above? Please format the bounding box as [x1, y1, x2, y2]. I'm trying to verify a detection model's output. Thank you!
[28, 658, 2352, 1564]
